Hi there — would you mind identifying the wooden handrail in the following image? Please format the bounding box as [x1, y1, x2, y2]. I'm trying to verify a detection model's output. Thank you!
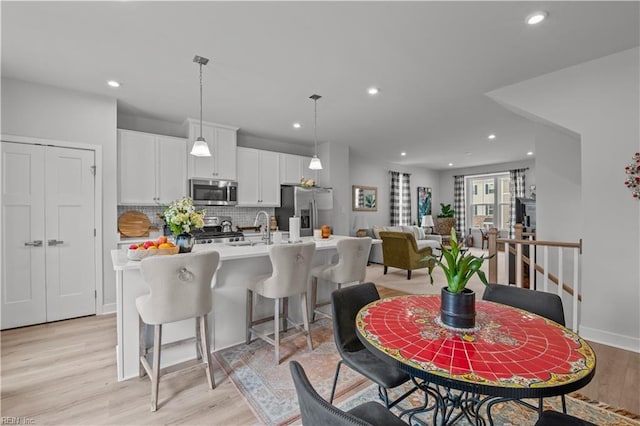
[503, 245, 582, 302]
[497, 238, 582, 251]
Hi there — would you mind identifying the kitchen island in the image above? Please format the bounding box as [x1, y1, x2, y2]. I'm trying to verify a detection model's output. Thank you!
[111, 236, 378, 381]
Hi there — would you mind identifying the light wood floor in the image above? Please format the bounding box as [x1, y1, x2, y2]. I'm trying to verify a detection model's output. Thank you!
[1, 287, 638, 425]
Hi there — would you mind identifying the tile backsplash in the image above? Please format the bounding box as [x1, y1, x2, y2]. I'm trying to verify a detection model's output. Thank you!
[117, 205, 276, 233]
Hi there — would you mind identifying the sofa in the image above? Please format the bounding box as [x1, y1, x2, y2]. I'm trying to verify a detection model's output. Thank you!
[369, 225, 441, 264]
[378, 232, 437, 279]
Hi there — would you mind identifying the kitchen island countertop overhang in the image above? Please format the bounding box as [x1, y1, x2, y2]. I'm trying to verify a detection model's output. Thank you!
[111, 236, 379, 381]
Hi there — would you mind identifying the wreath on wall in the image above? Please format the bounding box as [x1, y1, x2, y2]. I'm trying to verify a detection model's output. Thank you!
[624, 152, 640, 199]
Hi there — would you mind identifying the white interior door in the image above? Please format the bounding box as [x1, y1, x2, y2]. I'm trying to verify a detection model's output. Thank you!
[1, 142, 47, 329]
[44, 146, 96, 322]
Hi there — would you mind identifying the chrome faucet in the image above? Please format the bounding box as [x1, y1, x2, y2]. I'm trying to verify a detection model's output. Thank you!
[253, 210, 272, 245]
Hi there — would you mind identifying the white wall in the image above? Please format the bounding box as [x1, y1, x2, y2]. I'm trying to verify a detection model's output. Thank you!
[350, 151, 440, 232]
[488, 48, 640, 352]
[1, 77, 118, 310]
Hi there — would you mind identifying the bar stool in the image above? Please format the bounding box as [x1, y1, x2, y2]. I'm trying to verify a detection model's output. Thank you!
[310, 237, 372, 322]
[246, 241, 316, 364]
[137, 251, 220, 412]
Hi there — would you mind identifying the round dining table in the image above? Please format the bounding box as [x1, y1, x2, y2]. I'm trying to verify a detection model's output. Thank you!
[356, 294, 596, 425]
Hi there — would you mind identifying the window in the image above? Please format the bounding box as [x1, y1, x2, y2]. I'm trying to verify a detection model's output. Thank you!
[466, 173, 510, 230]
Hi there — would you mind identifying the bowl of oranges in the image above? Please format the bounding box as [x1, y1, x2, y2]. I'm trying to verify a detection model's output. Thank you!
[127, 236, 179, 261]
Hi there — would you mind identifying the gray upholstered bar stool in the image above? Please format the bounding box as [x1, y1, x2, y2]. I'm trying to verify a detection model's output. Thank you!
[137, 251, 220, 412]
[310, 237, 372, 322]
[246, 241, 316, 364]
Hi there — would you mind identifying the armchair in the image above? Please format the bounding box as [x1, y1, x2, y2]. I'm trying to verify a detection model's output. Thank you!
[379, 231, 435, 280]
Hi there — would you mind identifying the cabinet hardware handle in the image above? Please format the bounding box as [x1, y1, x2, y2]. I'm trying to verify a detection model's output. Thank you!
[24, 240, 43, 247]
[48, 240, 64, 246]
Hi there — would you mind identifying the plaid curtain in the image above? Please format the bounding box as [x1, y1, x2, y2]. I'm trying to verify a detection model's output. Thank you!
[390, 171, 400, 226]
[389, 171, 412, 226]
[509, 168, 527, 238]
[453, 175, 466, 237]
[401, 173, 411, 226]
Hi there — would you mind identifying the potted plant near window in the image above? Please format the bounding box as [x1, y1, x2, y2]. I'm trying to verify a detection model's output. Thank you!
[423, 228, 492, 329]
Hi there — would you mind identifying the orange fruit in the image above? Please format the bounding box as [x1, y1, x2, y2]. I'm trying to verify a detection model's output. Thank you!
[137, 246, 146, 250]
[157, 236, 168, 244]
[148, 246, 158, 250]
[158, 243, 172, 249]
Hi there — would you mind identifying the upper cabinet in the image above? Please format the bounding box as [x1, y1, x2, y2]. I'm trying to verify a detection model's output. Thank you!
[118, 129, 187, 205]
[237, 148, 280, 207]
[279, 153, 314, 185]
[185, 118, 238, 180]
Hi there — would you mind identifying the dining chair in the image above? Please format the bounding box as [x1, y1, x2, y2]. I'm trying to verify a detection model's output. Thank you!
[329, 282, 418, 409]
[246, 241, 316, 364]
[137, 250, 220, 411]
[482, 283, 568, 413]
[310, 237, 372, 322]
[290, 360, 408, 426]
[534, 410, 596, 426]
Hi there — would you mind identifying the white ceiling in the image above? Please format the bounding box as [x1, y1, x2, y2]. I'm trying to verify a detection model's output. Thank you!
[2, 1, 638, 170]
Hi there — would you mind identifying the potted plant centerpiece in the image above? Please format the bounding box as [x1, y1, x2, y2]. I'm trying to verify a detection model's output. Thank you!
[163, 196, 205, 253]
[424, 228, 492, 329]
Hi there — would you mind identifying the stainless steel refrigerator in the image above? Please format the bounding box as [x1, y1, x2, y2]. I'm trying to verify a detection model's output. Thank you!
[274, 185, 334, 236]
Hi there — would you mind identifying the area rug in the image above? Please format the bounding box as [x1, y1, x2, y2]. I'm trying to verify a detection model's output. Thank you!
[337, 382, 640, 426]
[214, 318, 367, 426]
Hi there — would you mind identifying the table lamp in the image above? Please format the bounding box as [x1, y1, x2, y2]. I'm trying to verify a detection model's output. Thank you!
[353, 216, 370, 237]
[421, 215, 434, 234]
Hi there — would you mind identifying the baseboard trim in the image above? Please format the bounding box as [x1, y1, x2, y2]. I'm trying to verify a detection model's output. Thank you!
[101, 303, 116, 315]
[580, 325, 640, 353]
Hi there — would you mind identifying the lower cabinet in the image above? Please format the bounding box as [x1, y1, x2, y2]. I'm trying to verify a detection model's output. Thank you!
[1, 142, 97, 329]
[237, 148, 280, 207]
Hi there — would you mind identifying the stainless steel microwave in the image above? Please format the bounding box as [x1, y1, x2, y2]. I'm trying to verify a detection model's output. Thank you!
[189, 179, 238, 206]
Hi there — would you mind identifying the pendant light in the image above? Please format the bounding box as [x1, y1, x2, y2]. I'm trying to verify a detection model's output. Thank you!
[190, 55, 211, 157]
[308, 94, 323, 170]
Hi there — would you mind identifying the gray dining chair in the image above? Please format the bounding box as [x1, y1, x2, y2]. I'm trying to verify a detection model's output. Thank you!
[290, 360, 408, 426]
[329, 283, 418, 409]
[482, 283, 568, 414]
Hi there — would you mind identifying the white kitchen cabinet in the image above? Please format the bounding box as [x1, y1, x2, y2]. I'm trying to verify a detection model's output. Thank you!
[117, 129, 187, 205]
[1, 142, 96, 329]
[237, 148, 280, 207]
[279, 153, 314, 184]
[185, 118, 238, 180]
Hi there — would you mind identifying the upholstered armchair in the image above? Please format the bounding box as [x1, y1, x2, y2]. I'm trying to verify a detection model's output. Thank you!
[379, 231, 435, 280]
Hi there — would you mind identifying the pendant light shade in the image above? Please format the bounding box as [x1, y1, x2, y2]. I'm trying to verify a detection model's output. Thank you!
[309, 94, 323, 170]
[190, 55, 211, 157]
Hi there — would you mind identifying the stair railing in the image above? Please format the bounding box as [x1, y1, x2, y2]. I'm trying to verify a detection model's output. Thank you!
[487, 225, 582, 332]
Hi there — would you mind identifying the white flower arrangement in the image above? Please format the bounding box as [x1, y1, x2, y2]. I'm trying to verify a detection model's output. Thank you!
[163, 196, 205, 235]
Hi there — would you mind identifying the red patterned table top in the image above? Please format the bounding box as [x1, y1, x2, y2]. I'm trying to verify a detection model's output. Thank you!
[356, 295, 596, 396]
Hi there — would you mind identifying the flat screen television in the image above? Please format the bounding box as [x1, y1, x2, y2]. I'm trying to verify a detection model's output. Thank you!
[515, 197, 536, 231]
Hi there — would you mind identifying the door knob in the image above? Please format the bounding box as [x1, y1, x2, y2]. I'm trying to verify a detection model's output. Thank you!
[24, 240, 43, 247]
[48, 239, 64, 246]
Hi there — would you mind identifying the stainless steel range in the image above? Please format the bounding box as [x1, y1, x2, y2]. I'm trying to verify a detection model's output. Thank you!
[192, 216, 244, 244]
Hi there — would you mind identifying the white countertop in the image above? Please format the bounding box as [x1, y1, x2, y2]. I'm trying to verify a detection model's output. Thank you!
[110, 235, 377, 271]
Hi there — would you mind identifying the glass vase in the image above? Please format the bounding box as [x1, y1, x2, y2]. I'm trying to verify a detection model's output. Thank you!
[175, 232, 195, 253]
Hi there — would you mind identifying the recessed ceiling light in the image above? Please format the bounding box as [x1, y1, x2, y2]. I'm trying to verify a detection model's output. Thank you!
[107, 80, 120, 88]
[448, 162, 454, 167]
[367, 87, 380, 95]
[293, 122, 301, 129]
[401, 152, 406, 156]
[526, 11, 548, 25]
[527, 151, 534, 156]
[488, 134, 496, 140]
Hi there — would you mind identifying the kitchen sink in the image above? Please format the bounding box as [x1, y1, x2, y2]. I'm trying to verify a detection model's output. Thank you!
[225, 240, 266, 247]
